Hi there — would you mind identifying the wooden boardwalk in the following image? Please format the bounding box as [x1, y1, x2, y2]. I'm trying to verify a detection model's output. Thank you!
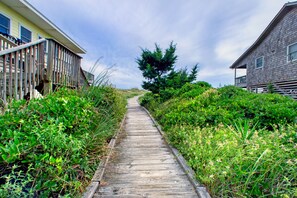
[94, 97, 198, 198]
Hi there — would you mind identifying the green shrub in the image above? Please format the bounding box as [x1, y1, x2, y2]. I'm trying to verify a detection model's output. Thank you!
[139, 92, 160, 111]
[0, 86, 126, 197]
[166, 125, 297, 197]
[176, 81, 212, 98]
[141, 84, 297, 197]
[159, 88, 178, 102]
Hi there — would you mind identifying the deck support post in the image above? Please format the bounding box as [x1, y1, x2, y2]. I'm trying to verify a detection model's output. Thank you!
[44, 40, 53, 95]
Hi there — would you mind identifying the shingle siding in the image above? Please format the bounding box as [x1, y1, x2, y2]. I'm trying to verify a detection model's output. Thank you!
[235, 7, 297, 89]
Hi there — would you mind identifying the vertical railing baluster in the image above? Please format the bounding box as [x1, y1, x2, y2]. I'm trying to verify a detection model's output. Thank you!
[24, 48, 28, 95]
[36, 45, 40, 86]
[3, 55, 7, 104]
[70, 53, 73, 87]
[9, 54, 13, 99]
[57, 46, 60, 85]
[61, 47, 64, 85]
[77, 57, 81, 88]
[14, 51, 18, 100]
[32, 45, 36, 98]
[0, 57, 3, 99]
[61, 49, 66, 86]
[19, 49, 23, 99]
[66, 51, 70, 86]
[38, 42, 45, 86]
[29, 46, 33, 97]
[53, 45, 56, 85]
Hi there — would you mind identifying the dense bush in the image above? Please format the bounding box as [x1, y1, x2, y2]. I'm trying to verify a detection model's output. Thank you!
[0, 86, 126, 197]
[151, 85, 297, 130]
[168, 125, 297, 197]
[141, 84, 297, 197]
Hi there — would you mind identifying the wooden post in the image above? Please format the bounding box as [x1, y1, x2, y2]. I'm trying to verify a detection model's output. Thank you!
[44, 40, 53, 95]
[77, 58, 81, 88]
[38, 41, 45, 86]
[234, 68, 237, 86]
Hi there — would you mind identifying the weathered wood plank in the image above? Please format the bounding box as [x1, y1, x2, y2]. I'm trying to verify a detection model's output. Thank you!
[101, 168, 186, 175]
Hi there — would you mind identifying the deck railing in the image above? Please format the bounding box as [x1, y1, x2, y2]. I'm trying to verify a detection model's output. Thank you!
[235, 75, 247, 87]
[47, 39, 81, 89]
[0, 34, 18, 51]
[0, 38, 84, 104]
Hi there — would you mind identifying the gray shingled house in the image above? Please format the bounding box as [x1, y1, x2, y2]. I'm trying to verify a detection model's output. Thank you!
[230, 1, 297, 98]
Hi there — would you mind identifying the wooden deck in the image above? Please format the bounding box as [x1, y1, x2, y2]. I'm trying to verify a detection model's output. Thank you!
[0, 35, 88, 104]
[94, 97, 198, 198]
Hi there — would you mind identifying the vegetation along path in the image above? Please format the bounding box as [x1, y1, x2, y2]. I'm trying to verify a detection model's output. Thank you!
[94, 96, 199, 197]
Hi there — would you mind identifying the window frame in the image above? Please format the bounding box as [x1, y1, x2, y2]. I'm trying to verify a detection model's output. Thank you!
[255, 56, 264, 69]
[0, 12, 11, 35]
[19, 25, 32, 43]
[287, 42, 297, 62]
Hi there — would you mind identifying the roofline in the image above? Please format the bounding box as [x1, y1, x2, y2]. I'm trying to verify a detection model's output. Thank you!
[230, 1, 297, 69]
[2, 0, 86, 54]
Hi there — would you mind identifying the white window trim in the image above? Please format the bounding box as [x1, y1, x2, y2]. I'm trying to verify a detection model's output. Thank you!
[19, 24, 32, 43]
[255, 56, 264, 69]
[287, 42, 297, 62]
[0, 12, 12, 35]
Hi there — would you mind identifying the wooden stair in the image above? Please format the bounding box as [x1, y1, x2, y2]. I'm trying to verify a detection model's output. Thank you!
[273, 80, 297, 100]
[250, 80, 297, 100]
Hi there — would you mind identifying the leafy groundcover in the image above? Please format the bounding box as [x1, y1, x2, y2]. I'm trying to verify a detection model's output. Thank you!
[141, 83, 297, 197]
[0, 86, 126, 197]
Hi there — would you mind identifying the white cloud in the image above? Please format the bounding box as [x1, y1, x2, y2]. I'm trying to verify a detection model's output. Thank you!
[215, 0, 287, 63]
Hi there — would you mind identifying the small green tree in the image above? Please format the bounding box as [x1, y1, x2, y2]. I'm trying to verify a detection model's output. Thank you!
[137, 42, 198, 93]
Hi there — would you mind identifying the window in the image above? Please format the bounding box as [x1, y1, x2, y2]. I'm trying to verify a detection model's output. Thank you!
[288, 43, 297, 62]
[20, 26, 32, 43]
[255, 56, 264, 68]
[0, 13, 10, 34]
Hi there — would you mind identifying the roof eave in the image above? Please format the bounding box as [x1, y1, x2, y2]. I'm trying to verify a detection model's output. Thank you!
[2, 0, 86, 54]
[229, 1, 297, 69]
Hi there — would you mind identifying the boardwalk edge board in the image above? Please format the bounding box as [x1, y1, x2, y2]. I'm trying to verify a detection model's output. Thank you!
[141, 106, 212, 198]
[82, 114, 127, 198]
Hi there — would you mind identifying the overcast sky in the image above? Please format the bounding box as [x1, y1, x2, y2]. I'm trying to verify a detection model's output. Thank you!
[27, 0, 288, 89]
